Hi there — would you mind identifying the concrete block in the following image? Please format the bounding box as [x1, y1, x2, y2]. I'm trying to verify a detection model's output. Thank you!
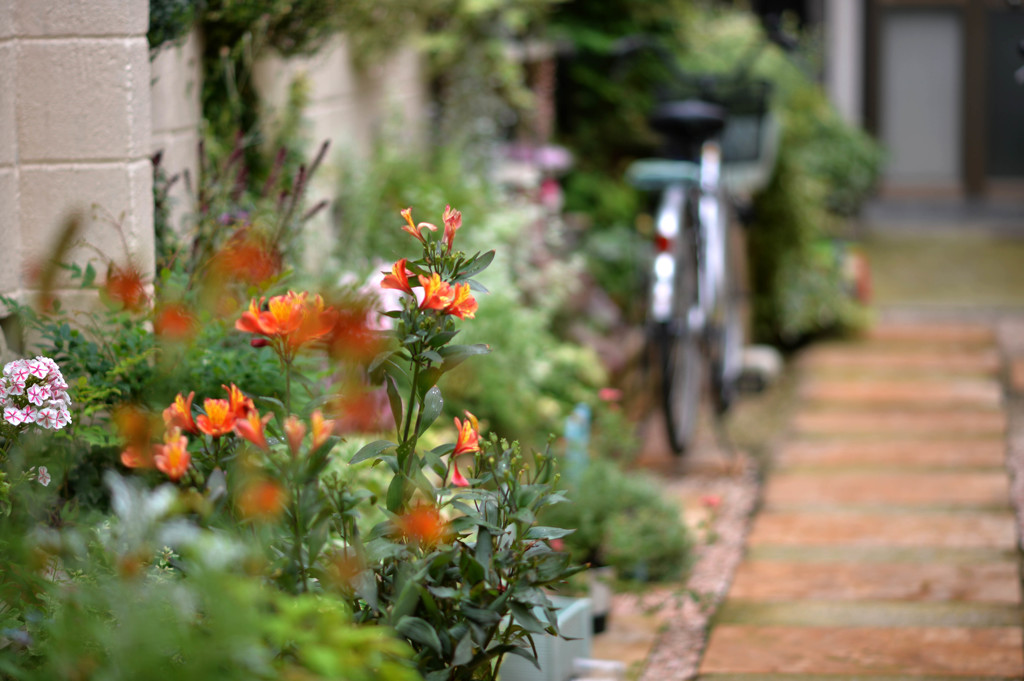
[17, 38, 151, 162]
[253, 36, 357, 110]
[150, 29, 203, 134]
[0, 1, 12, 40]
[14, 0, 148, 37]
[151, 129, 199, 234]
[0, 42, 15, 166]
[19, 161, 154, 287]
[0, 168, 20, 292]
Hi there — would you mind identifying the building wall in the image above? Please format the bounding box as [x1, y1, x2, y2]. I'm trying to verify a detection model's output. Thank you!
[0, 2, 428, 355]
[150, 29, 203, 235]
[0, 0, 155, 356]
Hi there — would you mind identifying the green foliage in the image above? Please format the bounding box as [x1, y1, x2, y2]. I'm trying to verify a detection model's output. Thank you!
[0, 475, 417, 681]
[333, 147, 608, 446]
[550, 0, 696, 171]
[333, 144, 496, 275]
[540, 458, 694, 583]
[677, 7, 882, 344]
[147, 0, 199, 51]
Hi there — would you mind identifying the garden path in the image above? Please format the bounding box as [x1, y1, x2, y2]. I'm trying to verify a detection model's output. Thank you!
[697, 321, 1024, 678]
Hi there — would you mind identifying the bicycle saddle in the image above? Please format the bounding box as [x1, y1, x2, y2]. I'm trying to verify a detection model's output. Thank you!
[649, 99, 727, 142]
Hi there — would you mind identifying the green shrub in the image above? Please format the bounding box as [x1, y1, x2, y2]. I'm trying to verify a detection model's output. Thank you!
[541, 458, 694, 583]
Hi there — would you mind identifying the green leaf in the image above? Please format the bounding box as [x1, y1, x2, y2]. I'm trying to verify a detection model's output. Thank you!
[385, 374, 404, 432]
[509, 603, 547, 634]
[386, 474, 405, 513]
[436, 343, 491, 374]
[350, 440, 397, 465]
[453, 632, 474, 666]
[427, 586, 460, 599]
[525, 526, 575, 540]
[461, 604, 501, 626]
[82, 262, 97, 287]
[458, 250, 495, 279]
[474, 528, 493, 568]
[368, 348, 399, 375]
[417, 386, 443, 436]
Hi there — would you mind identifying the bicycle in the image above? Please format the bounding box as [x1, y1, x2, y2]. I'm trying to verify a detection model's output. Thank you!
[626, 71, 777, 455]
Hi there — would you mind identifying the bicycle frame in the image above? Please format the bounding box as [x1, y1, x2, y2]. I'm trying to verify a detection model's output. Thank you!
[639, 139, 727, 340]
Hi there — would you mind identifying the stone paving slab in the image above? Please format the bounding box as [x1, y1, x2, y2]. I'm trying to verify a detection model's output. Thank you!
[792, 409, 1006, 437]
[727, 561, 1020, 603]
[798, 348, 1001, 375]
[1011, 357, 1024, 394]
[863, 323, 997, 345]
[798, 378, 1002, 408]
[704, 671, 1024, 675]
[700, 626, 1024, 677]
[775, 439, 1006, 470]
[748, 510, 1018, 549]
[745, 545, 1021, 564]
[713, 600, 1023, 627]
[693, 322, 1023, 681]
[762, 471, 1010, 509]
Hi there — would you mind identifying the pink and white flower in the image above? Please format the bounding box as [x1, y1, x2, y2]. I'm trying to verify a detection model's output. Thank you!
[0, 356, 71, 431]
[26, 384, 50, 406]
[3, 406, 25, 426]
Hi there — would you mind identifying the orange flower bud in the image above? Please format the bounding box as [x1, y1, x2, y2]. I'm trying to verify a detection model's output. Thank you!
[396, 505, 450, 547]
[237, 479, 288, 521]
[284, 415, 306, 457]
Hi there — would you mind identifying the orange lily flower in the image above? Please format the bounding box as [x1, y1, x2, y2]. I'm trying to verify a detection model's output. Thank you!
[442, 204, 462, 252]
[105, 262, 148, 311]
[120, 445, 152, 469]
[153, 303, 197, 341]
[237, 479, 288, 521]
[163, 392, 197, 434]
[223, 383, 255, 419]
[284, 415, 307, 457]
[419, 273, 455, 311]
[235, 291, 339, 360]
[381, 258, 415, 295]
[453, 412, 480, 455]
[209, 229, 282, 286]
[311, 409, 336, 450]
[196, 398, 236, 437]
[450, 460, 471, 487]
[234, 410, 273, 451]
[400, 207, 437, 244]
[444, 282, 478, 320]
[396, 504, 450, 547]
[154, 428, 191, 481]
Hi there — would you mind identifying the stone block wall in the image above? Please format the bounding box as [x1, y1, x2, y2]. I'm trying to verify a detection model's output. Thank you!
[0, 0, 155, 355]
[1, 2, 428, 354]
[150, 30, 203, 235]
[252, 36, 427, 271]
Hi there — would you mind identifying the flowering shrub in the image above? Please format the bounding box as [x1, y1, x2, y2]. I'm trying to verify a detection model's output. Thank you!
[0, 203, 580, 681]
[0, 357, 72, 434]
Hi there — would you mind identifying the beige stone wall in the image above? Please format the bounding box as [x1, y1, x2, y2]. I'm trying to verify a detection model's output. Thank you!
[0, 5, 429, 353]
[0, 0, 155, 353]
[252, 36, 427, 272]
[150, 29, 203, 235]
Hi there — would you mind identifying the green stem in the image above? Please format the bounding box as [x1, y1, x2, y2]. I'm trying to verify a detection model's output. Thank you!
[292, 480, 307, 593]
[401, 360, 421, 450]
[283, 355, 293, 415]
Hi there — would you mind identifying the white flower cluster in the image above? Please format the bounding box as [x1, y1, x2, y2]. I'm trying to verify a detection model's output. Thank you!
[0, 356, 72, 430]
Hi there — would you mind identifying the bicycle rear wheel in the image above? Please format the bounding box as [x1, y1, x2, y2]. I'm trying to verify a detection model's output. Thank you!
[660, 208, 702, 455]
